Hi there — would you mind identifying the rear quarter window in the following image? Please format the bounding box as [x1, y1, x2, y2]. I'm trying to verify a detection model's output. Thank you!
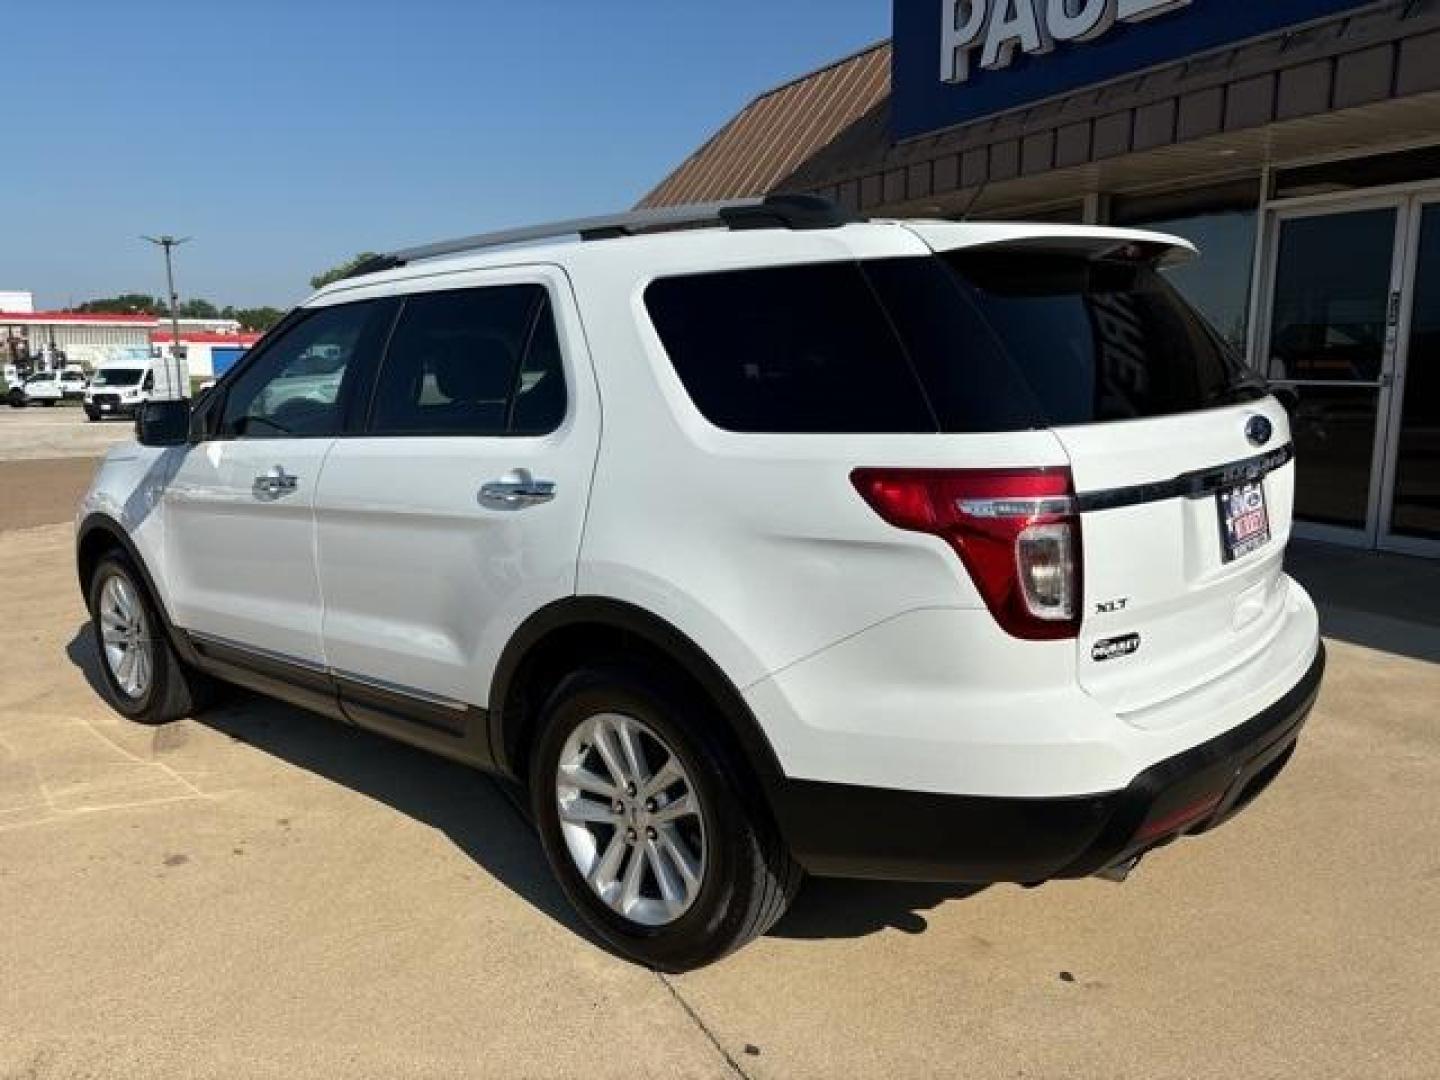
[643, 262, 937, 434]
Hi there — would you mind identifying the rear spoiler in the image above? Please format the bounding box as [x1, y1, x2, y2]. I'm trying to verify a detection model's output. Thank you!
[897, 221, 1198, 268]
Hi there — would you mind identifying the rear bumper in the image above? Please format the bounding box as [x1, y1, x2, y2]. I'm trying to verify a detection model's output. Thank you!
[772, 644, 1324, 882]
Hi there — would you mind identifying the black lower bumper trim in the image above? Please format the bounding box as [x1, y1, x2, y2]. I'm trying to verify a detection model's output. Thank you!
[772, 644, 1325, 883]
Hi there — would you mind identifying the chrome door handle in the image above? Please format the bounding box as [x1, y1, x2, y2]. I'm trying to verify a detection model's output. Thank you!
[253, 464, 299, 499]
[479, 468, 556, 510]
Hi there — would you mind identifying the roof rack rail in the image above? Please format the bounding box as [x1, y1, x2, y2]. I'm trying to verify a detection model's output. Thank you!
[340, 194, 857, 281]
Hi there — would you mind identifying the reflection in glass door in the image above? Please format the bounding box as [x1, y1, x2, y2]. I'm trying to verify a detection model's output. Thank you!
[1263, 205, 1400, 543]
[1383, 202, 1440, 553]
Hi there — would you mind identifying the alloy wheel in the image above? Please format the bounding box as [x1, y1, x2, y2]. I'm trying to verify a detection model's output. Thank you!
[554, 712, 707, 927]
[98, 574, 152, 700]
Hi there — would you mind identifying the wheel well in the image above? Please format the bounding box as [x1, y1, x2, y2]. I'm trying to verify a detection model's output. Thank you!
[493, 609, 785, 815]
[76, 522, 125, 599]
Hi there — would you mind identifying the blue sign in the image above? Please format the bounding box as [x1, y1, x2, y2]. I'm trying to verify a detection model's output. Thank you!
[893, 0, 1381, 140]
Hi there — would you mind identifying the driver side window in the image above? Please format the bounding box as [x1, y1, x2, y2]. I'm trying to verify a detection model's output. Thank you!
[219, 301, 380, 438]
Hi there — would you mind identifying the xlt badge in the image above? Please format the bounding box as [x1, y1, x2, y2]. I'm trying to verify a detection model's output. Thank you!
[1092, 633, 1141, 662]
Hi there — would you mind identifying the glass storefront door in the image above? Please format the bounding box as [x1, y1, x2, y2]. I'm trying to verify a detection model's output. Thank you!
[1261, 203, 1402, 546]
[1381, 200, 1440, 554]
[1259, 192, 1440, 556]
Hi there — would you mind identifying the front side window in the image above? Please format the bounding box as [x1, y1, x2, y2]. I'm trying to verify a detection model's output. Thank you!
[369, 284, 565, 436]
[219, 301, 383, 438]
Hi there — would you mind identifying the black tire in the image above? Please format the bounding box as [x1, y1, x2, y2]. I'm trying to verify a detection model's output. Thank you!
[530, 665, 801, 971]
[42, 399, 56, 407]
[86, 552, 213, 724]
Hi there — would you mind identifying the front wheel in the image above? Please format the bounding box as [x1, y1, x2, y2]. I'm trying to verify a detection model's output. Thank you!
[87, 552, 212, 724]
[530, 666, 800, 971]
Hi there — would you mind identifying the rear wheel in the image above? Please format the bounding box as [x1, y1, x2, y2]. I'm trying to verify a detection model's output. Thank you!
[87, 552, 211, 724]
[530, 666, 800, 971]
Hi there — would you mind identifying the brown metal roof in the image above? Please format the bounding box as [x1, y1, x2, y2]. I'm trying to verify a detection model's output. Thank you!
[637, 41, 892, 209]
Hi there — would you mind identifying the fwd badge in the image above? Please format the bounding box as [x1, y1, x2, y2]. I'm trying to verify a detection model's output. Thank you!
[1092, 633, 1141, 662]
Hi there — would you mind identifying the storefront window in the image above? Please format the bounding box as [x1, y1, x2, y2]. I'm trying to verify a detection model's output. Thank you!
[1112, 182, 1260, 354]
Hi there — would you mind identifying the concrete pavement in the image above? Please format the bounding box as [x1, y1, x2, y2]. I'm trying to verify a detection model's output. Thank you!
[0, 404, 133, 462]
[2, 493, 1438, 1075]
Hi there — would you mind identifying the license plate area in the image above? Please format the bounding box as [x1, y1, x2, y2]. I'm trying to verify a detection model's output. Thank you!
[1217, 481, 1271, 562]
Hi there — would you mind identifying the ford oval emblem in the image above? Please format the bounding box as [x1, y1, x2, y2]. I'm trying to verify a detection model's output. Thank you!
[1245, 415, 1273, 447]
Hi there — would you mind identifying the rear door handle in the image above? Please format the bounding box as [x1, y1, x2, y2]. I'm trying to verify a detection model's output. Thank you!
[479, 468, 556, 510]
[253, 464, 299, 499]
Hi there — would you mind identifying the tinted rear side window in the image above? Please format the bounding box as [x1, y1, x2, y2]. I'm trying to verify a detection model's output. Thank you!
[863, 259, 1050, 432]
[644, 262, 936, 433]
[938, 251, 1264, 425]
[369, 284, 565, 436]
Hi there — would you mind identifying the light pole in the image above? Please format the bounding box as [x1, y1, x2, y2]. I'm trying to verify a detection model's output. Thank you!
[141, 235, 190, 398]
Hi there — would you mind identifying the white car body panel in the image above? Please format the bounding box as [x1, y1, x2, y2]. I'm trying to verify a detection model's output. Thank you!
[164, 437, 336, 665]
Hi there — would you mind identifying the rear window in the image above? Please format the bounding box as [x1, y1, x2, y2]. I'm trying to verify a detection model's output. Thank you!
[937, 250, 1264, 425]
[643, 253, 1263, 434]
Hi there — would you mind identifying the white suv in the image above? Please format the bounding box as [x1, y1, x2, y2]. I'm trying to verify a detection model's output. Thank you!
[76, 196, 1324, 970]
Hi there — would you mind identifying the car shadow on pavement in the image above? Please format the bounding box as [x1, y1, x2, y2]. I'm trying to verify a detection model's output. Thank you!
[771, 878, 986, 939]
[67, 624, 989, 947]
[64, 625, 587, 942]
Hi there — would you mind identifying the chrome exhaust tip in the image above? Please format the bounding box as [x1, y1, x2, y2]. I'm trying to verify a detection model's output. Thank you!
[1095, 856, 1141, 883]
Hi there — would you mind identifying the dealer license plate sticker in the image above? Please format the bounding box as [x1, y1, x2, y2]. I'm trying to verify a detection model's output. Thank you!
[1218, 481, 1271, 562]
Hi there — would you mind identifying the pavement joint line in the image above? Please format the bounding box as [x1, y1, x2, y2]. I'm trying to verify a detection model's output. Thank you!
[0, 792, 211, 833]
[656, 972, 751, 1080]
[76, 717, 212, 800]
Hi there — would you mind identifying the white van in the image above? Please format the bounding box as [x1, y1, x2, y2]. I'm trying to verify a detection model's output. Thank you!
[83, 357, 186, 421]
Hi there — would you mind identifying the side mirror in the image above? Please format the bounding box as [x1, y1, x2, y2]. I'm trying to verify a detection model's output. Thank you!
[135, 398, 192, 447]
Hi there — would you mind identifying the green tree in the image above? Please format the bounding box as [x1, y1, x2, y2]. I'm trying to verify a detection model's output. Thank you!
[310, 252, 381, 291]
[177, 298, 221, 319]
[73, 294, 167, 315]
[230, 306, 285, 331]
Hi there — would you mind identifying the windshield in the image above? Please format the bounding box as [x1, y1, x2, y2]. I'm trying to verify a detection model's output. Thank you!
[92, 368, 144, 387]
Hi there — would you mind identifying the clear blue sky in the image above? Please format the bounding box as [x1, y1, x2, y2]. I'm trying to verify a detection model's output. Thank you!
[3, 0, 888, 310]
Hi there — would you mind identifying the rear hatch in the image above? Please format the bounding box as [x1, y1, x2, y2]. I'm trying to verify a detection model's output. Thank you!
[897, 224, 1291, 721]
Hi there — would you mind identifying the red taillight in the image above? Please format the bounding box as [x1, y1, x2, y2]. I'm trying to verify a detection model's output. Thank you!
[850, 467, 1082, 640]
